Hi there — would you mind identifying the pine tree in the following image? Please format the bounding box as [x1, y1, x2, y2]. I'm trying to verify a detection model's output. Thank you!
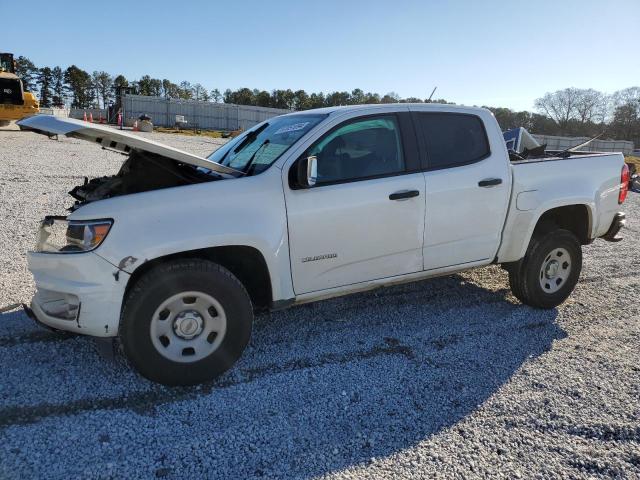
[14, 56, 38, 92]
[37, 67, 54, 107]
[64, 65, 93, 108]
[92, 71, 113, 108]
[51, 66, 65, 107]
[210, 88, 222, 103]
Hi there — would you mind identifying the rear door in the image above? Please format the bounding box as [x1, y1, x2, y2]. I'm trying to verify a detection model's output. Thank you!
[283, 112, 425, 294]
[412, 110, 511, 270]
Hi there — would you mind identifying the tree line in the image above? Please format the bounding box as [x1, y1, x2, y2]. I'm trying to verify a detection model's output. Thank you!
[13, 56, 640, 144]
[15, 56, 446, 110]
[490, 87, 640, 145]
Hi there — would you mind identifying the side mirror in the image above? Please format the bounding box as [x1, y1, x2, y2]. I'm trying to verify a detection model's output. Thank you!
[296, 155, 318, 188]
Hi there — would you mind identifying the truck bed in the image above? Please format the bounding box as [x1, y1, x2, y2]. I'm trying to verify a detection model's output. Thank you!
[497, 151, 625, 263]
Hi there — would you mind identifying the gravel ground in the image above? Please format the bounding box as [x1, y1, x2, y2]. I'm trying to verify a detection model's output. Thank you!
[0, 124, 638, 479]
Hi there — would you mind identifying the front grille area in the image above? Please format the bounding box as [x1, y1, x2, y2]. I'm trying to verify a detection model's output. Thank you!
[0, 78, 24, 105]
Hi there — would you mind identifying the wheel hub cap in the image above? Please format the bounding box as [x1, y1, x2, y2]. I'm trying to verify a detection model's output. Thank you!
[149, 291, 227, 363]
[539, 247, 571, 294]
[545, 260, 559, 278]
[173, 310, 204, 339]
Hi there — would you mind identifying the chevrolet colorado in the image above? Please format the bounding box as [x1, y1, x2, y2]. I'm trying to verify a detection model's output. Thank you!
[18, 104, 628, 385]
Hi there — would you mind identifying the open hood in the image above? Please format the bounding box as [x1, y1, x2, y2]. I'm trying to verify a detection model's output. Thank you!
[17, 115, 242, 178]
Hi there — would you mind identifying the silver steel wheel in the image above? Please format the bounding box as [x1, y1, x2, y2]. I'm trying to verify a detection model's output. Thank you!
[539, 247, 571, 294]
[150, 291, 227, 363]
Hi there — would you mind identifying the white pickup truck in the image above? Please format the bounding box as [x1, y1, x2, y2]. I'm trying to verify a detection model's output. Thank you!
[19, 104, 629, 385]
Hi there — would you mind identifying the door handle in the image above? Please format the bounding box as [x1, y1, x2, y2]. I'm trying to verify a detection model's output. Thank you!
[389, 190, 420, 200]
[478, 178, 503, 187]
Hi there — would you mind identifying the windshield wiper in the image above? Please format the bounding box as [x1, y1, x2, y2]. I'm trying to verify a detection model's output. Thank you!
[233, 123, 269, 154]
[215, 123, 269, 166]
[242, 139, 270, 176]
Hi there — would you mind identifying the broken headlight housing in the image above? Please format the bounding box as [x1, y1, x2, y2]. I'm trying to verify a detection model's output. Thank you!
[35, 216, 113, 253]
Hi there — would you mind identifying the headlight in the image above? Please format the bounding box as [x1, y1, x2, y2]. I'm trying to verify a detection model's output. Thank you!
[35, 216, 113, 253]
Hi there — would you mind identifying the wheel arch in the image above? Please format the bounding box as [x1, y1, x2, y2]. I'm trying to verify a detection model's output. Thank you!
[498, 201, 594, 263]
[532, 204, 592, 244]
[123, 245, 273, 312]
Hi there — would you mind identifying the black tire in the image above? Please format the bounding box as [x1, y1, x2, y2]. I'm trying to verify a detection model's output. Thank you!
[120, 259, 253, 386]
[508, 228, 582, 309]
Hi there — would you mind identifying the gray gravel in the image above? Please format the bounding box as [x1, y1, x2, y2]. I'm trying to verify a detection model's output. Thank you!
[0, 125, 639, 479]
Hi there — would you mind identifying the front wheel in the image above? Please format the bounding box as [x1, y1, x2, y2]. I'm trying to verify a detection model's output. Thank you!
[508, 228, 582, 309]
[120, 259, 253, 386]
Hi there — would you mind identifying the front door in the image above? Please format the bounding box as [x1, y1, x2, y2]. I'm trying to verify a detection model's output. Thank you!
[284, 114, 426, 294]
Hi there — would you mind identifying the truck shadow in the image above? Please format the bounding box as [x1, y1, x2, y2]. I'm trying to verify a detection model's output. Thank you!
[244, 272, 565, 477]
[0, 270, 565, 478]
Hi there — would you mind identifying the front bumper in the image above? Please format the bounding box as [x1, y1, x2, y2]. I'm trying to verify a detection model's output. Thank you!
[27, 251, 129, 337]
[601, 212, 626, 242]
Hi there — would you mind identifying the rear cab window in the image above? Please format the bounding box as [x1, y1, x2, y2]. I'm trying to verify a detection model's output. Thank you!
[413, 112, 490, 170]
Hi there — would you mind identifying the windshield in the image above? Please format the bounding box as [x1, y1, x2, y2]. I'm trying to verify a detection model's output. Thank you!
[208, 114, 326, 175]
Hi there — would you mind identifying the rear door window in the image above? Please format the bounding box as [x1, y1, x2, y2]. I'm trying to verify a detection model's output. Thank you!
[414, 113, 490, 170]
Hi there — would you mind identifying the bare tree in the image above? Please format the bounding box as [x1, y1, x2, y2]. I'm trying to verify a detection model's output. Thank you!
[534, 88, 581, 132]
[574, 88, 607, 124]
[610, 87, 640, 111]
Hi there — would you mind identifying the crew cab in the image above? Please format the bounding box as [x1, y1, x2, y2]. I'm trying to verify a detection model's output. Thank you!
[18, 104, 628, 385]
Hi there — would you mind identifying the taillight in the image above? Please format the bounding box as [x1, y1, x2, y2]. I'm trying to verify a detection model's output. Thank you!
[619, 164, 629, 204]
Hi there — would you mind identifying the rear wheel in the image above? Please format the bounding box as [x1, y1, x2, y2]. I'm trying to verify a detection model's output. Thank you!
[120, 259, 253, 386]
[508, 228, 582, 309]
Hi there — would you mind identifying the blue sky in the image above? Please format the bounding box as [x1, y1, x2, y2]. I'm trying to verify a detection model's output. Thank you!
[2, 0, 638, 111]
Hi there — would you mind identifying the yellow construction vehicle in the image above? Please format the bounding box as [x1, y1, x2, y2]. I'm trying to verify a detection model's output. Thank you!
[0, 52, 39, 127]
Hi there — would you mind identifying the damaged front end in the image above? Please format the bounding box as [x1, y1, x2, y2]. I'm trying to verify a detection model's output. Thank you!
[68, 149, 220, 209]
[16, 115, 247, 338]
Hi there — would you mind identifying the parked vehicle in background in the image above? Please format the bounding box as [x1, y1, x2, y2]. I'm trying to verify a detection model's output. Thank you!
[0, 52, 39, 127]
[18, 103, 628, 385]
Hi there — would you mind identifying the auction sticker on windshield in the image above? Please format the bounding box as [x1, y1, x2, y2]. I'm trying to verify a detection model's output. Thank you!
[275, 122, 309, 135]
